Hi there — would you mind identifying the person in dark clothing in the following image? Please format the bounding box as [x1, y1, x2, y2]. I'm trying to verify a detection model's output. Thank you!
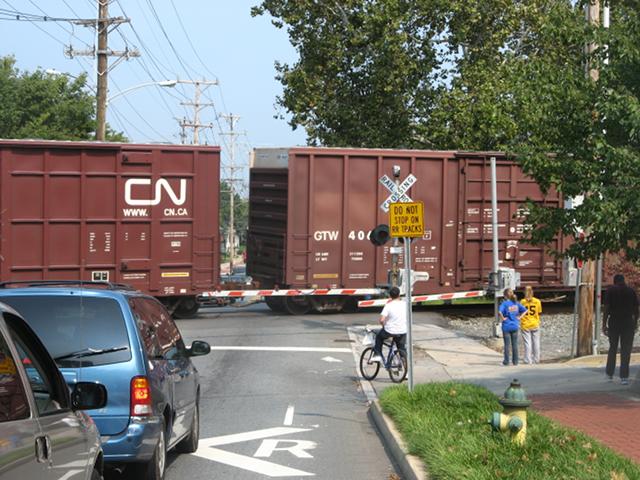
[603, 274, 639, 385]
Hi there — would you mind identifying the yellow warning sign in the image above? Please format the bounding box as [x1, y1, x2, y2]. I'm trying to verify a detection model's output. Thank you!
[389, 202, 425, 238]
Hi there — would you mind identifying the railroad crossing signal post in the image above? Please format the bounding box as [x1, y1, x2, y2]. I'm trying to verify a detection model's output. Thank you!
[490, 156, 501, 337]
[389, 201, 425, 393]
[379, 167, 418, 288]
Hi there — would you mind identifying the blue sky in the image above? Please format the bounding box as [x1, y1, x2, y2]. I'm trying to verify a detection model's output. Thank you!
[0, 0, 306, 180]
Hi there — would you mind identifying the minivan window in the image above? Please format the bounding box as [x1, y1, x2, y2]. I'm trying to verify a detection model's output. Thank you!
[12, 335, 67, 415]
[0, 331, 29, 422]
[143, 299, 185, 360]
[130, 298, 162, 359]
[1, 296, 131, 367]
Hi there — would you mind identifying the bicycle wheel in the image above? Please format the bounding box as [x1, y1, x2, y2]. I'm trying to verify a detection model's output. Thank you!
[359, 347, 380, 380]
[388, 350, 407, 383]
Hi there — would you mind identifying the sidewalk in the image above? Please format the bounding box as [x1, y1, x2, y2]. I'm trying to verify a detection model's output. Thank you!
[354, 320, 640, 463]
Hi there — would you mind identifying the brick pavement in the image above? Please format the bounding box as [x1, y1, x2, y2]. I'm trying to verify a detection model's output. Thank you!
[531, 392, 640, 464]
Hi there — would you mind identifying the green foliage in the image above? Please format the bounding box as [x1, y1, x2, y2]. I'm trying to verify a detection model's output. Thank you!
[220, 180, 249, 249]
[253, 1, 640, 261]
[0, 56, 126, 142]
[380, 383, 640, 480]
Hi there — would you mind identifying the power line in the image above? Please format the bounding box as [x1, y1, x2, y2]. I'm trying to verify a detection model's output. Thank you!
[167, 0, 218, 81]
[108, 102, 133, 139]
[110, 77, 171, 142]
[163, 1, 233, 124]
[1, 0, 67, 46]
[113, 28, 181, 118]
[25, 0, 94, 48]
[60, 0, 82, 19]
[113, 0, 190, 104]
[142, 0, 198, 81]
[0, 7, 80, 22]
[176, 79, 218, 144]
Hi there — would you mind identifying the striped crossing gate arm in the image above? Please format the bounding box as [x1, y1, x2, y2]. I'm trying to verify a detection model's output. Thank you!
[199, 288, 384, 299]
[357, 290, 487, 308]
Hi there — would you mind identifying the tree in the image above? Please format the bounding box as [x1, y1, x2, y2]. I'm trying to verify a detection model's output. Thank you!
[252, 0, 444, 148]
[0, 56, 126, 141]
[513, 1, 640, 262]
[220, 181, 249, 255]
[255, 1, 640, 262]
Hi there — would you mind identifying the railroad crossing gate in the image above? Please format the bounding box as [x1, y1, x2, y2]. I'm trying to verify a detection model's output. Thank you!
[389, 202, 424, 238]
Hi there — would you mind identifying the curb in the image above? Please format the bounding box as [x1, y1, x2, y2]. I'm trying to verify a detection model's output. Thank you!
[565, 352, 640, 366]
[369, 400, 428, 480]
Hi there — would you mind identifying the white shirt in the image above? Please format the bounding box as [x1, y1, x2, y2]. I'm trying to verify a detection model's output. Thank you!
[380, 299, 407, 335]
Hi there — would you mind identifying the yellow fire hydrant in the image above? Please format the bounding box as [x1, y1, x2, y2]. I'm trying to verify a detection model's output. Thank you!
[489, 379, 531, 446]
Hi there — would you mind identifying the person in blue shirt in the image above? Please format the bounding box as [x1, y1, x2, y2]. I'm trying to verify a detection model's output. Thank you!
[499, 288, 527, 366]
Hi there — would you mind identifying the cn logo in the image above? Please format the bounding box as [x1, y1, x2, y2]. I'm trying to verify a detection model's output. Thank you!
[125, 178, 187, 206]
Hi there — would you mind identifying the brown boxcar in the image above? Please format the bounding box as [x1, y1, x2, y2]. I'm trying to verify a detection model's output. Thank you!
[0, 140, 220, 317]
[248, 147, 569, 313]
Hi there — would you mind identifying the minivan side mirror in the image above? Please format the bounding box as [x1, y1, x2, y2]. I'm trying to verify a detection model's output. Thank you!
[188, 340, 211, 357]
[71, 382, 108, 410]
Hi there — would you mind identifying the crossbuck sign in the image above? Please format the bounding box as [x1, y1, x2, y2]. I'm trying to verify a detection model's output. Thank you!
[379, 173, 417, 212]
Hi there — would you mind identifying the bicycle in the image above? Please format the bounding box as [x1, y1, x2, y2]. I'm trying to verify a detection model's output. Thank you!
[359, 328, 408, 383]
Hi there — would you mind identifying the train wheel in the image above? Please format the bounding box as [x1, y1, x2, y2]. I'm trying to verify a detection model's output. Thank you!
[174, 297, 200, 319]
[265, 296, 286, 313]
[341, 297, 360, 313]
[284, 296, 312, 315]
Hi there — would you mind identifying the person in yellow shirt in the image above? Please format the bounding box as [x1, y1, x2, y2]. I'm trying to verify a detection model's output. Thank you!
[520, 286, 542, 364]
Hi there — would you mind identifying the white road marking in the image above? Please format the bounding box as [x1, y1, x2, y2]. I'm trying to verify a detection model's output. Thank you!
[202, 427, 311, 447]
[321, 356, 343, 363]
[195, 446, 314, 477]
[194, 426, 316, 477]
[209, 346, 351, 353]
[254, 439, 317, 459]
[347, 327, 378, 403]
[283, 405, 295, 426]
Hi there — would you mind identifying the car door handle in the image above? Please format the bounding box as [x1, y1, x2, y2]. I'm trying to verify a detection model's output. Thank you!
[35, 435, 51, 464]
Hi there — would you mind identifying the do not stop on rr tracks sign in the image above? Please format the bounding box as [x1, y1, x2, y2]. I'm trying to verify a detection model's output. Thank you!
[389, 201, 424, 238]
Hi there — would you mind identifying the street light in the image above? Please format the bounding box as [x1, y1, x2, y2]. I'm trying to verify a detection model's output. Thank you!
[106, 80, 177, 105]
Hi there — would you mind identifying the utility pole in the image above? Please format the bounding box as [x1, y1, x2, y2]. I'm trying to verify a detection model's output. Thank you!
[577, 0, 600, 356]
[67, 1, 139, 141]
[175, 117, 188, 144]
[220, 114, 243, 272]
[177, 79, 218, 144]
[95, 0, 108, 141]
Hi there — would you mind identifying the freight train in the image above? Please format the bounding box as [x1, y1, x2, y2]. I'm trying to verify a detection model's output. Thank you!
[0, 140, 577, 317]
[244, 148, 575, 314]
[0, 140, 219, 318]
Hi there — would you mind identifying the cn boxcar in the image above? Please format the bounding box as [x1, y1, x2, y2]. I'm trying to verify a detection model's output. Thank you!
[248, 147, 570, 314]
[0, 140, 220, 317]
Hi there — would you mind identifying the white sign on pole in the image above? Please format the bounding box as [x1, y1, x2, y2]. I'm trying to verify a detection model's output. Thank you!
[379, 174, 417, 212]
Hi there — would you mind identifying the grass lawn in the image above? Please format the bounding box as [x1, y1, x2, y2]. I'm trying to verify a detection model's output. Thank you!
[380, 383, 640, 480]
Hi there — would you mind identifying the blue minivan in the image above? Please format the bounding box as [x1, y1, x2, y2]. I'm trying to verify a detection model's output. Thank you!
[0, 283, 211, 480]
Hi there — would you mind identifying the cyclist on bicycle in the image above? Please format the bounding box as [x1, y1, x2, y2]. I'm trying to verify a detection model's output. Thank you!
[371, 286, 407, 362]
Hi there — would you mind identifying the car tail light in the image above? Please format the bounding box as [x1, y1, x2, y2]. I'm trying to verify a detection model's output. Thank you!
[130, 376, 152, 416]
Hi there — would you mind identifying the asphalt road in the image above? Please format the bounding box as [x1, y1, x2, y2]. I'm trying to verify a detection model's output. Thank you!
[160, 303, 397, 480]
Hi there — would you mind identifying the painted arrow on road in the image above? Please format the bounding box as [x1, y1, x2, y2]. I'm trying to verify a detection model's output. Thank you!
[321, 356, 343, 363]
[193, 427, 316, 477]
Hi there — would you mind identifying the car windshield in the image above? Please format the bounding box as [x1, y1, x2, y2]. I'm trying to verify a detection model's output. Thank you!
[0, 295, 131, 367]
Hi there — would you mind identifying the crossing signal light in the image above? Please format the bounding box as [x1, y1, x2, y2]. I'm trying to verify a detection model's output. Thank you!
[370, 224, 390, 246]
